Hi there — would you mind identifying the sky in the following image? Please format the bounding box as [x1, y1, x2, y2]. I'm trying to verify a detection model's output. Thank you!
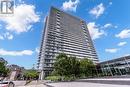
[0, 0, 130, 69]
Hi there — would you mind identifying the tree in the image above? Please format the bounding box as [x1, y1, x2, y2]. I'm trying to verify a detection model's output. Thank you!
[0, 62, 9, 77]
[53, 53, 97, 79]
[23, 70, 39, 80]
[80, 58, 96, 77]
[54, 53, 80, 77]
[69, 57, 80, 77]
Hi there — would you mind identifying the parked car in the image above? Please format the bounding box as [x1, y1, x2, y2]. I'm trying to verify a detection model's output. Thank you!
[0, 81, 15, 87]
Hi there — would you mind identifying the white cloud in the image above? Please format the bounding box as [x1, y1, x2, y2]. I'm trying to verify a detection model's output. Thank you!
[87, 22, 105, 40]
[4, 32, 13, 40]
[103, 23, 117, 29]
[105, 48, 119, 53]
[44, 16, 46, 23]
[114, 26, 118, 28]
[0, 35, 4, 40]
[19, 0, 23, 3]
[0, 4, 40, 34]
[62, 0, 80, 12]
[115, 29, 130, 39]
[0, 48, 33, 56]
[89, 3, 105, 18]
[109, 2, 112, 5]
[118, 41, 127, 46]
[0, 32, 13, 40]
[124, 54, 130, 56]
[35, 47, 39, 53]
[0, 24, 1, 26]
[104, 23, 112, 28]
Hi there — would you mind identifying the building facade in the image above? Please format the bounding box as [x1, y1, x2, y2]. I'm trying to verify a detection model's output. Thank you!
[37, 7, 99, 79]
[7, 64, 25, 80]
[100, 55, 130, 76]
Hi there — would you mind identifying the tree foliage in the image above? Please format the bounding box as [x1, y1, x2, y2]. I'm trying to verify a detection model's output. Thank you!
[53, 53, 96, 78]
[54, 53, 80, 76]
[0, 62, 9, 77]
[80, 58, 96, 77]
[23, 70, 39, 80]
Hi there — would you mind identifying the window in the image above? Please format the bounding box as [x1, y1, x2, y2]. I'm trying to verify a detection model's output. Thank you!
[57, 21, 60, 25]
[56, 25, 60, 28]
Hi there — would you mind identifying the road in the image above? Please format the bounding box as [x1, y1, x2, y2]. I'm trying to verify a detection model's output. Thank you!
[47, 78, 130, 87]
[13, 81, 26, 86]
[17, 84, 47, 87]
[15, 77, 130, 87]
[47, 82, 130, 87]
[76, 78, 130, 85]
[16, 81, 47, 87]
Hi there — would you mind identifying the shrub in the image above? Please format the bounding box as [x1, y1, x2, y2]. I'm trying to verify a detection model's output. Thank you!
[45, 76, 61, 81]
[45, 75, 77, 82]
[63, 76, 76, 81]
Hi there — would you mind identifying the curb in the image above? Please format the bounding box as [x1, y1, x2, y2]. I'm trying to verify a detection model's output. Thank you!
[44, 82, 54, 87]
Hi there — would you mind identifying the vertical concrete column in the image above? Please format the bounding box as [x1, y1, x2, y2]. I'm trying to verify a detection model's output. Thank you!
[124, 57, 130, 73]
[107, 62, 113, 76]
[39, 70, 44, 80]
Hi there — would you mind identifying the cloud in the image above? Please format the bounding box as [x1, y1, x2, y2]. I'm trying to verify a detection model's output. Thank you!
[124, 54, 130, 56]
[0, 4, 40, 34]
[0, 35, 4, 40]
[43, 16, 47, 23]
[62, 0, 80, 12]
[0, 48, 33, 56]
[104, 23, 112, 28]
[0, 24, 1, 26]
[118, 41, 127, 46]
[89, 3, 105, 18]
[115, 29, 130, 39]
[87, 22, 105, 40]
[105, 48, 119, 53]
[103, 23, 117, 29]
[109, 2, 112, 5]
[4, 32, 13, 40]
[35, 47, 40, 53]
[0, 32, 13, 40]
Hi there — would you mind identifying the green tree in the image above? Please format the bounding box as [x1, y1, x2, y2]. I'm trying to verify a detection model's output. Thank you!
[0, 62, 9, 77]
[80, 58, 96, 77]
[69, 57, 80, 77]
[54, 53, 80, 77]
[23, 70, 39, 80]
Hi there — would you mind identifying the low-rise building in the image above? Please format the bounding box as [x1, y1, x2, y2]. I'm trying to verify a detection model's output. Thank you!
[100, 55, 130, 76]
[7, 64, 25, 80]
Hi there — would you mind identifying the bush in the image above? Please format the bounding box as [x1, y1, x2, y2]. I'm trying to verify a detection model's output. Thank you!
[45, 76, 61, 81]
[45, 75, 77, 82]
[63, 76, 76, 81]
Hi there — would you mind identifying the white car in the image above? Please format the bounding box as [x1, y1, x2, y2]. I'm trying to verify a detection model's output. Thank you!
[0, 81, 15, 87]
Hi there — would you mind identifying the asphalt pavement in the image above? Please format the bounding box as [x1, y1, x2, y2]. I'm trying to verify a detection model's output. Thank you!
[15, 77, 130, 87]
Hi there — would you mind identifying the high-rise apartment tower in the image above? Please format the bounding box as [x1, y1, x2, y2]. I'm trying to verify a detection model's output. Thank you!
[37, 7, 99, 80]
